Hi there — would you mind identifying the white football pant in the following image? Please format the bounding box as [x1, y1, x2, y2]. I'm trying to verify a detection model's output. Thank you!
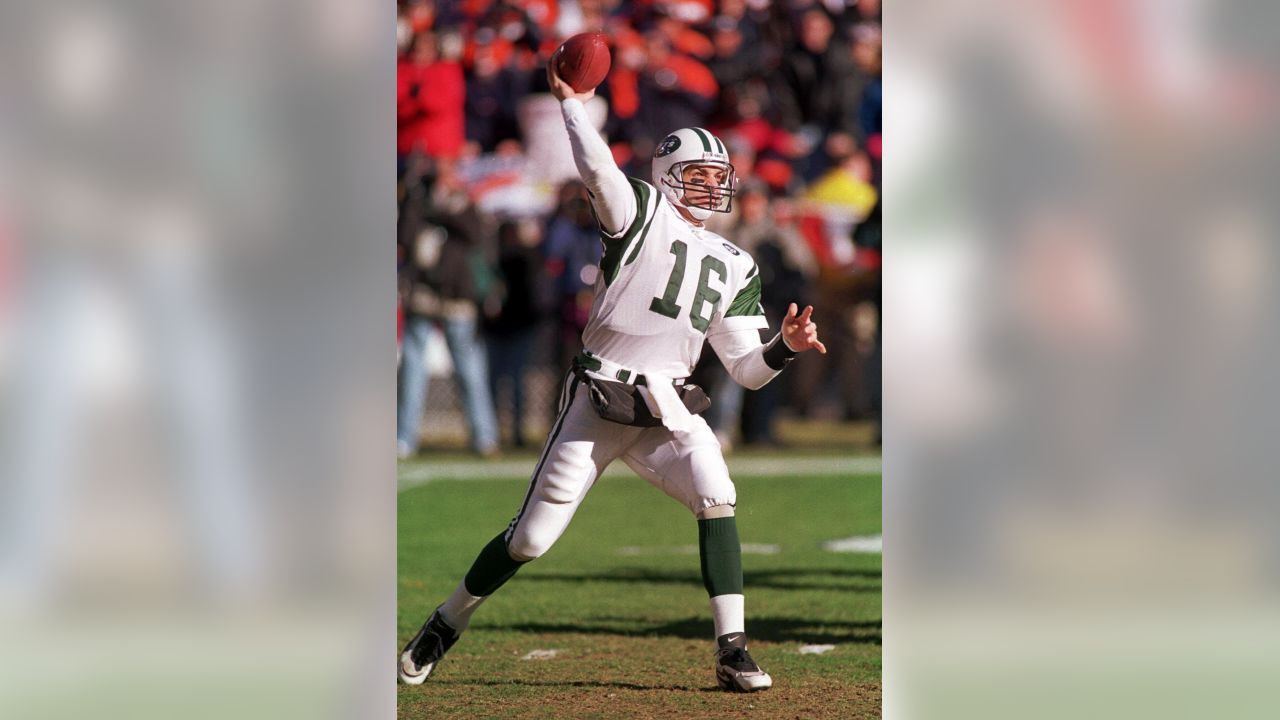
[504, 371, 736, 560]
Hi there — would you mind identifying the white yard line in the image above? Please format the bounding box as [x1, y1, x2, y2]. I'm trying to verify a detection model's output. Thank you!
[798, 644, 837, 655]
[398, 455, 881, 490]
[821, 535, 883, 554]
[520, 649, 560, 660]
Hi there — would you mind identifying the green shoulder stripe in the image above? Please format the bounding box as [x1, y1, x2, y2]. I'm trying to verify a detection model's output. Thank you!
[601, 178, 652, 286]
[623, 193, 660, 266]
[725, 272, 764, 317]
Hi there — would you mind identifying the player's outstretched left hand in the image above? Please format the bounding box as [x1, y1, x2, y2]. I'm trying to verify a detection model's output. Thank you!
[781, 303, 827, 354]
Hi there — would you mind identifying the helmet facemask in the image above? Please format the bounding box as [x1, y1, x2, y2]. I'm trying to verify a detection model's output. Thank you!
[662, 160, 737, 216]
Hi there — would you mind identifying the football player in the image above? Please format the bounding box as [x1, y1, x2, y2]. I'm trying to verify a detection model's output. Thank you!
[400, 60, 826, 693]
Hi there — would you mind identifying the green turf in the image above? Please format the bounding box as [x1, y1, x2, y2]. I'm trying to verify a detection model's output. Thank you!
[398, 460, 881, 719]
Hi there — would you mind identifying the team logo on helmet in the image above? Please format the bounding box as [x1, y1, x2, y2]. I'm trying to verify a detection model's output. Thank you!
[655, 135, 681, 157]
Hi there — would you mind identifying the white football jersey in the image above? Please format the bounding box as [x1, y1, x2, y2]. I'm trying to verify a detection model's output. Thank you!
[582, 178, 769, 378]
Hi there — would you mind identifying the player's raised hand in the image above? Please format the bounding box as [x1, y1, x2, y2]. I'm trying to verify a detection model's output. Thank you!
[781, 303, 827, 354]
[547, 60, 595, 103]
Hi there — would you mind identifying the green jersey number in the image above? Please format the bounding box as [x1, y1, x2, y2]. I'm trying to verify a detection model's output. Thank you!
[648, 240, 727, 333]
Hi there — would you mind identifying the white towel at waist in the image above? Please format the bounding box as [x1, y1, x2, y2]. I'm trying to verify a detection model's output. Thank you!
[636, 372, 694, 433]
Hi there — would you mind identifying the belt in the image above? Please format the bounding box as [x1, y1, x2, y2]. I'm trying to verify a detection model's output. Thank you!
[575, 350, 686, 387]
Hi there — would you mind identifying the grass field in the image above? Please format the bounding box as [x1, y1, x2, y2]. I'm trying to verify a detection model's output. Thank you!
[398, 452, 882, 719]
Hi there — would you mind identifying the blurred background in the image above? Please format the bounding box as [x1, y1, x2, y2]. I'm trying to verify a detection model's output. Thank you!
[887, 1, 1280, 718]
[0, 2, 393, 719]
[395, 0, 883, 458]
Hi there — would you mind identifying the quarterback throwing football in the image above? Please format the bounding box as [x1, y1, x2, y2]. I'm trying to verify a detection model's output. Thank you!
[400, 59, 826, 693]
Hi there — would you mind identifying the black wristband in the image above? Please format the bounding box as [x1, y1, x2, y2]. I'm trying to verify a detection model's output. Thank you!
[762, 333, 798, 370]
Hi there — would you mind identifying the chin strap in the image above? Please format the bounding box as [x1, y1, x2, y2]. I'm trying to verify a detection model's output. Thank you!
[684, 204, 714, 221]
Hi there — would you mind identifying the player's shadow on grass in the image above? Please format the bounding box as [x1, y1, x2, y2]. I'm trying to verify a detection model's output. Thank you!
[433, 679, 718, 693]
[495, 615, 882, 647]
[521, 566, 880, 593]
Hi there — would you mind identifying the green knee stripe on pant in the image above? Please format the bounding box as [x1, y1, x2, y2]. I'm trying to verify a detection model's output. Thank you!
[464, 533, 527, 597]
[698, 516, 743, 597]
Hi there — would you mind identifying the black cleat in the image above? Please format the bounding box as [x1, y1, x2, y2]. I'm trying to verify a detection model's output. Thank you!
[399, 609, 460, 685]
[714, 633, 773, 692]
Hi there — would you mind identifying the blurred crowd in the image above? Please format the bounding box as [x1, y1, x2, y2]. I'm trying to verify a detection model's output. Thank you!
[397, 0, 882, 457]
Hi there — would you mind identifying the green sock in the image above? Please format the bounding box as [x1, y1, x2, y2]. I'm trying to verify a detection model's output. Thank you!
[698, 517, 744, 597]
[463, 533, 528, 597]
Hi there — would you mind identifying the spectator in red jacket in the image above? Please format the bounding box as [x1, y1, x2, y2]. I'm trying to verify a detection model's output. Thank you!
[398, 32, 467, 159]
